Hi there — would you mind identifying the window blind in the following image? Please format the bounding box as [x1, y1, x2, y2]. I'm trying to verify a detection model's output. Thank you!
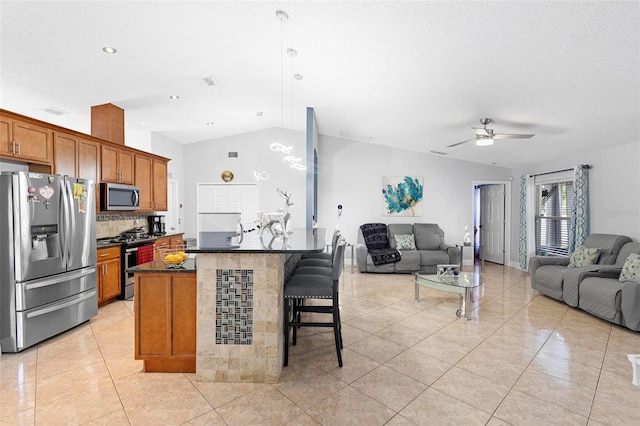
[535, 180, 575, 256]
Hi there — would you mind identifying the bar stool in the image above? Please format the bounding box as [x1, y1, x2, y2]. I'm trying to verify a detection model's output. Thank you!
[283, 239, 346, 367]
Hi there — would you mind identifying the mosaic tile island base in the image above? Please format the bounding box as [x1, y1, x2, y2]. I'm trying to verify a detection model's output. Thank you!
[190, 228, 326, 383]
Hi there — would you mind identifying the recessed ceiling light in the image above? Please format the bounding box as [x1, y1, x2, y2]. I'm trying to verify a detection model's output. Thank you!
[169, 95, 180, 100]
[102, 46, 117, 54]
[256, 111, 263, 116]
[294, 73, 303, 80]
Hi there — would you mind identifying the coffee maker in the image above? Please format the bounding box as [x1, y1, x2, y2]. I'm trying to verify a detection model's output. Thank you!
[147, 215, 166, 236]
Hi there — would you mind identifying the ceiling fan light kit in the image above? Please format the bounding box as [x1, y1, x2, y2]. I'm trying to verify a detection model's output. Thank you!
[448, 117, 535, 148]
[475, 137, 494, 146]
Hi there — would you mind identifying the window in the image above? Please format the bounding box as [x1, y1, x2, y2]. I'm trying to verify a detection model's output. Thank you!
[535, 180, 575, 256]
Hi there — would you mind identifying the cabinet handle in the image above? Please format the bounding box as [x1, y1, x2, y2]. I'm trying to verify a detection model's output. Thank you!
[99, 253, 109, 257]
[16, 142, 20, 155]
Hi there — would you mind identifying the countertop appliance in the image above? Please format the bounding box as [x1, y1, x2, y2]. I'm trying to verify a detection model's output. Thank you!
[100, 182, 140, 211]
[0, 171, 97, 353]
[147, 215, 166, 236]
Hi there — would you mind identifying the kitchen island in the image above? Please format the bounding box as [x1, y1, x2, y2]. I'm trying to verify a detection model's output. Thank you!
[130, 228, 326, 383]
[188, 228, 325, 383]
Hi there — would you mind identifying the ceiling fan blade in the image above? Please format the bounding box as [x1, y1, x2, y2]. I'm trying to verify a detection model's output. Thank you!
[492, 133, 535, 140]
[447, 138, 476, 148]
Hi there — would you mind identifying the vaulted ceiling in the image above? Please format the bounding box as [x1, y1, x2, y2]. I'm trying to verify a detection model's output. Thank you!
[1, 1, 638, 168]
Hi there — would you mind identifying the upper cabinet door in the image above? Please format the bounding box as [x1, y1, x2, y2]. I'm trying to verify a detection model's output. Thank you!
[12, 120, 53, 164]
[119, 149, 134, 184]
[152, 159, 168, 211]
[53, 132, 78, 177]
[101, 145, 119, 182]
[0, 114, 52, 164]
[0, 115, 12, 157]
[135, 154, 153, 211]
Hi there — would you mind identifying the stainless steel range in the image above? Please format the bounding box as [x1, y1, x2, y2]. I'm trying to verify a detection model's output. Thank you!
[98, 229, 156, 300]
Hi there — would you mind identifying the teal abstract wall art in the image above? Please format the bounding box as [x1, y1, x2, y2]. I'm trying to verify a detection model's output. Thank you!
[382, 176, 423, 216]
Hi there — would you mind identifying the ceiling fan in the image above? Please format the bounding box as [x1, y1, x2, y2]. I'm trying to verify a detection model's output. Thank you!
[447, 118, 535, 148]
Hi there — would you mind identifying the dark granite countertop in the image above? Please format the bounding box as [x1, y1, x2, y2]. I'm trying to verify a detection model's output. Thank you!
[97, 232, 185, 249]
[128, 258, 196, 273]
[185, 228, 326, 254]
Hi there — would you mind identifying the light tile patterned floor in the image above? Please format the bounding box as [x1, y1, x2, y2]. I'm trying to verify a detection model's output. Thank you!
[2, 262, 640, 425]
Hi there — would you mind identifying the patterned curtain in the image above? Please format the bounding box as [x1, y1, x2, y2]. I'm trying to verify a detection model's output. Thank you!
[569, 165, 590, 252]
[519, 175, 528, 269]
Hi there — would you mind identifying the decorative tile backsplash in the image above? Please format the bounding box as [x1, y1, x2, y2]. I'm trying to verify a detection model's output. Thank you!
[95, 213, 149, 238]
[215, 269, 254, 345]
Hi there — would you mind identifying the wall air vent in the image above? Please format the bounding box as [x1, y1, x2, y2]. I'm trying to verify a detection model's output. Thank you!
[202, 77, 216, 86]
[43, 107, 68, 116]
[228, 152, 238, 158]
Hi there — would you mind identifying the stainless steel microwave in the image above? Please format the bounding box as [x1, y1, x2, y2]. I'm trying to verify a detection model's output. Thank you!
[100, 182, 140, 211]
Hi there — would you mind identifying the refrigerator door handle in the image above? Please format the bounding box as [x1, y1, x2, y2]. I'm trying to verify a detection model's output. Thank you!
[65, 179, 77, 265]
[23, 267, 96, 291]
[25, 290, 97, 319]
[59, 178, 70, 267]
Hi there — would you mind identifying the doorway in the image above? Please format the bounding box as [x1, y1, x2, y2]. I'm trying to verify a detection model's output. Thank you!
[165, 179, 179, 234]
[472, 180, 511, 267]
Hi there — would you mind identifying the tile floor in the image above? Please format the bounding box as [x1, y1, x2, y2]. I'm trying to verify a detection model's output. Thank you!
[1, 262, 640, 425]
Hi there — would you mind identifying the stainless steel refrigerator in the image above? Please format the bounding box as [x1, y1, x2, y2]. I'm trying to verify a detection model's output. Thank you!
[0, 171, 97, 352]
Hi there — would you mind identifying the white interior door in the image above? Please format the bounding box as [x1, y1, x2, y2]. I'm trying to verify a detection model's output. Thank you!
[480, 184, 505, 264]
[165, 179, 179, 234]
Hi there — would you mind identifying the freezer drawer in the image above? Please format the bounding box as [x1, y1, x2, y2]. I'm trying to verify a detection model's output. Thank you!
[15, 267, 96, 311]
[10, 289, 98, 352]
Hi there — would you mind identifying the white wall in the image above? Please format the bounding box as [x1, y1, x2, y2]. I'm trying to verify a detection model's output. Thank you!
[509, 140, 640, 267]
[316, 135, 513, 247]
[182, 127, 307, 239]
[151, 132, 185, 232]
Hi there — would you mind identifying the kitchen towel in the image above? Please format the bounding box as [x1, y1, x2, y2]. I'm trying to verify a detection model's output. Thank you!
[138, 245, 155, 264]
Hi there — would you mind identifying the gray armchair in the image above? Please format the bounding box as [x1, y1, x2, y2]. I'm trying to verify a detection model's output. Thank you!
[577, 242, 640, 331]
[529, 233, 632, 306]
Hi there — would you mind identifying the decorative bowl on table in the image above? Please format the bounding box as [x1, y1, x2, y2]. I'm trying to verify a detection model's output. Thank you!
[157, 244, 188, 268]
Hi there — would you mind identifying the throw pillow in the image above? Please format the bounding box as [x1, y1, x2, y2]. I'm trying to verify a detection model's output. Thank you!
[568, 246, 601, 268]
[394, 234, 416, 251]
[620, 253, 640, 283]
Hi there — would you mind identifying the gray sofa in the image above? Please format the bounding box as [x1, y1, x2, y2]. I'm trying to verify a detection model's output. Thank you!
[356, 223, 459, 274]
[577, 242, 640, 331]
[529, 233, 632, 307]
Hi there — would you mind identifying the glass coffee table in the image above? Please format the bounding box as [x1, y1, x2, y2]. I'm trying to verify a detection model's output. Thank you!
[414, 271, 484, 320]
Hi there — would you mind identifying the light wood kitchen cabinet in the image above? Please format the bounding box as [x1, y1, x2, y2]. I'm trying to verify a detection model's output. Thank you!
[97, 246, 121, 305]
[135, 154, 168, 211]
[152, 158, 168, 211]
[155, 234, 184, 252]
[0, 114, 53, 165]
[53, 132, 102, 210]
[101, 145, 134, 184]
[134, 272, 196, 372]
[53, 132, 77, 176]
[91, 103, 124, 145]
[135, 154, 153, 210]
